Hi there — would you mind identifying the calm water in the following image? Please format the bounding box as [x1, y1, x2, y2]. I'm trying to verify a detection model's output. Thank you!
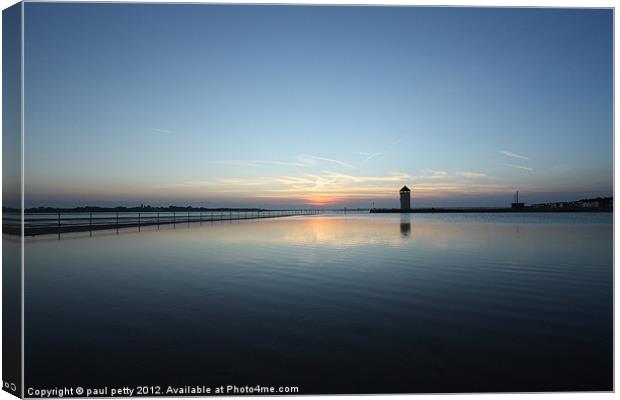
[23, 213, 612, 393]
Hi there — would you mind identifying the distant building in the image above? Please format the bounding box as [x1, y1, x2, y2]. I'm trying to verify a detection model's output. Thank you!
[528, 197, 612, 210]
[511, 190, 525, 209]
[598, 198, 613, 209]
[400, 186, 411, 210]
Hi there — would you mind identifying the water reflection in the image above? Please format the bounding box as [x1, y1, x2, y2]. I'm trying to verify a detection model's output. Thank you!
[24, 213, 613, 393]
[177, 215, 417, 248]
[400, 214, 411, 237]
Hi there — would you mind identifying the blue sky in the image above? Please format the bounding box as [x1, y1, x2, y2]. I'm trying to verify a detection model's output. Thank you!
[23, 4, 612, 208]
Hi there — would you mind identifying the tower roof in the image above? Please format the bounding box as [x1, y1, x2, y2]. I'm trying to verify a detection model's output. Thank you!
[400, 186, 411, 192]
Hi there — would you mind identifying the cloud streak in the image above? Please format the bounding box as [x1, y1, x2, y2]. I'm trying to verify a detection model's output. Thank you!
[297, 155, 354, 169]
[356, 151, 384, 163]
[500, 150, 529, 160]
[506, 164, 533, 172]
[152, 128, 172, 134]
[416, 169, 448, 180]
[152, 164, 549, 207]
[455, 171, 488, 179]
[213, 160, 305, 167]
[158, 171, 412, 190]
[215, 156, 355, 169]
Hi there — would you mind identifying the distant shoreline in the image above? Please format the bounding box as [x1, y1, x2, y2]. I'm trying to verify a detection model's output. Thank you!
[2, 207, 613, 214]
[370, 208, 613, 213]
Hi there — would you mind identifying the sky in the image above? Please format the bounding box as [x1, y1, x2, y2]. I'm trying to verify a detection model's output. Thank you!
[23, 4, 613, 208]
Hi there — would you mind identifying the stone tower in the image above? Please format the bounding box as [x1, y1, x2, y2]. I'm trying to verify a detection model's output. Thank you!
[400, 186, 411, 210]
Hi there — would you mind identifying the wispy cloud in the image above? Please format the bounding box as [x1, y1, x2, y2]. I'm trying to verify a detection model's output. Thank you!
[320, 171, 411, 184]
[215, 155, 355, 169]
[155, 172, 518, 206]
[159, 171, 411, 190]
[455, 171, 488, 179]
[297, 155, 354, 169]
[500, 150, 529, 160]
[417, 169, 448, 180]
[158, 168, 505, 205]
[356, 151, 384, 163]
[152, 128, 172, 134]
[213, 160, 305, 167]
[353, 137, 400, 165]
[506, 164, 533, 172]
